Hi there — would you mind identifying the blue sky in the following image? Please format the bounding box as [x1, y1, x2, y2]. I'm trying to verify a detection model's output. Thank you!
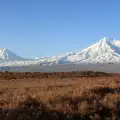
[0, 0, 120, 58]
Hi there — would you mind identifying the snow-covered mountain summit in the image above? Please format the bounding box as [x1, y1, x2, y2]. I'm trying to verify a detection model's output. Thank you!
[20, 37, 120, 65]
[0, 48, 23, 61]
[67, 37, 120, 62]
[0, 37, 120, 67]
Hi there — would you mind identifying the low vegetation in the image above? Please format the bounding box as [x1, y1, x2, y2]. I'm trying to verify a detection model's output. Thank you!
[0, 71, 119, 120]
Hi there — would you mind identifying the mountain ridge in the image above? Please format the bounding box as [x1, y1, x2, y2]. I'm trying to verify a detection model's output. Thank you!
[1, 37, 120, 66]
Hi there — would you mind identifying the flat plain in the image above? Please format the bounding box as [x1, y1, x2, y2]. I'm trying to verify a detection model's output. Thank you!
[0, 71, 119, 120]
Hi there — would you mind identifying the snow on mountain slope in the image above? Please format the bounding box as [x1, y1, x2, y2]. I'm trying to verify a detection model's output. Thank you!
[67, 37, 120, 62]
[0, 48, 23, 61]
[0, 37, 120, 67]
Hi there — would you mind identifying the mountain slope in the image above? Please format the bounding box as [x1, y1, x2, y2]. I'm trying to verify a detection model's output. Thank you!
[0, 37, 120, 67]
[67, 37, 120, 62]
[0, 48, 23, 61]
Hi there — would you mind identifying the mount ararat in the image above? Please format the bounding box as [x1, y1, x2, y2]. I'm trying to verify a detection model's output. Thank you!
[1, 37, 120, 66]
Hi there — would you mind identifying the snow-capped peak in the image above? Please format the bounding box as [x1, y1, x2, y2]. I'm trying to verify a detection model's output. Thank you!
[100, 37, 114, 41]
[66, 37, 120, 63]
[1, 37, 120, 67]
[0, 48, 23, 61]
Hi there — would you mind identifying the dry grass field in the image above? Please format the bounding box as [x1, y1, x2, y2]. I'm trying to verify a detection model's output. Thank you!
[0, 71, 119, 120]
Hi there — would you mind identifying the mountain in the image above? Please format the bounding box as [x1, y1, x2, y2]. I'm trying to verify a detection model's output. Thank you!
[0, 48, 23, 61]
[0, 37, 120, 67]
[66, 37, 120, 63]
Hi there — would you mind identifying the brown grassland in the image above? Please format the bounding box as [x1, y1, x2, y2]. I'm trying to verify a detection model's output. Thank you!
[0, 71, 119, 120]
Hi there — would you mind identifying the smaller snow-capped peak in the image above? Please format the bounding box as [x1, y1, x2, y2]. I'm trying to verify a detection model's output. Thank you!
[0, 48, 23, 61]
